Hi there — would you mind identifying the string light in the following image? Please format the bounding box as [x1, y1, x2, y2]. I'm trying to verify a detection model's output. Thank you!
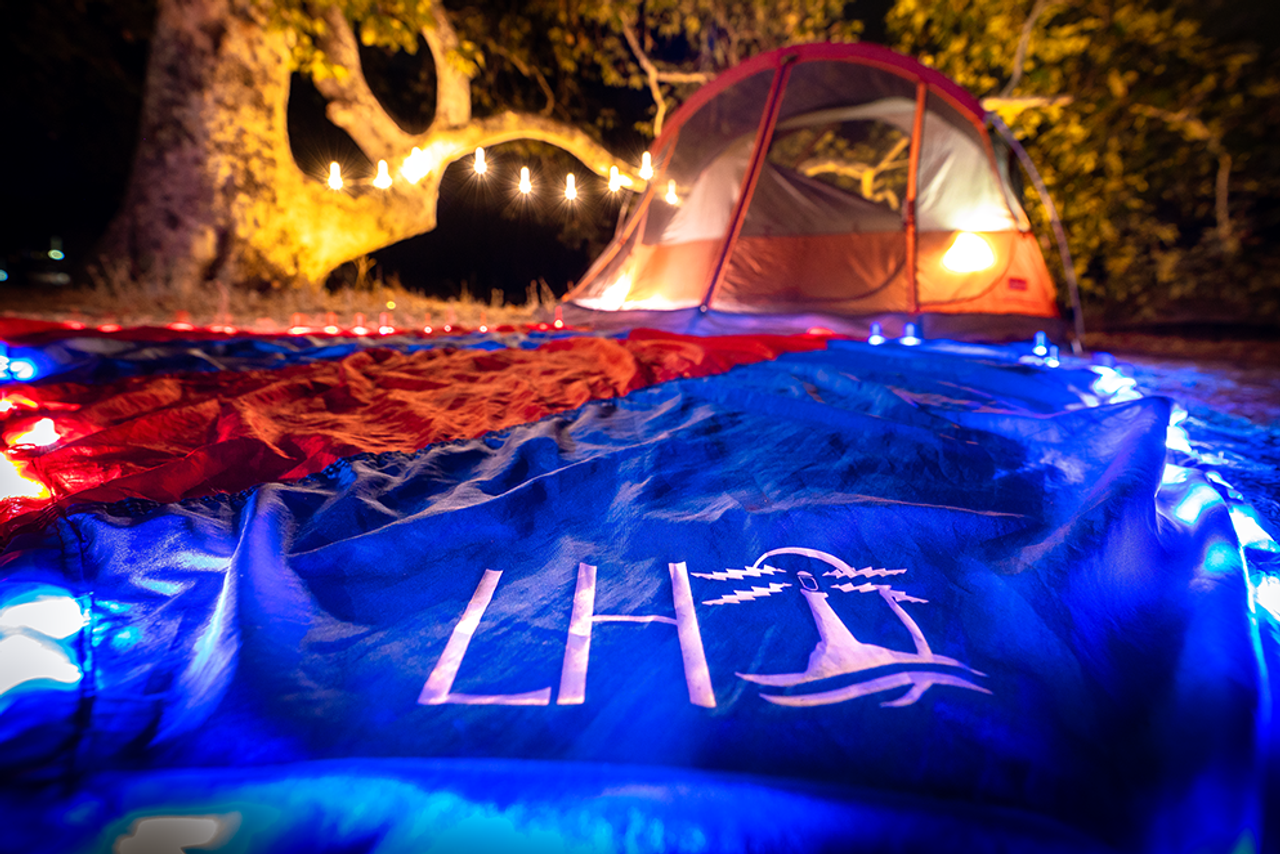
[519, 166, 532, 195]
[564, 173, 577, 201]
[639, 151, 654, 180]
[402, 147, 429, 184]
[351, 313, 369, 336]
[328, 162, 343, 190]
[373, 160, 393, 189]
[608, 166, 622, 193]
[665, 179, 679, 205]
[473, 147, 487, 175]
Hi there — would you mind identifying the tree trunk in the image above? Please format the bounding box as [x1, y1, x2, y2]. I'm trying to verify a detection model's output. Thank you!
[99, 0, 442, 293]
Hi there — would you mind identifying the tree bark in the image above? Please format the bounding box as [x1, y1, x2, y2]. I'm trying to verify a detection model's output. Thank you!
[98, 0, 639, 294]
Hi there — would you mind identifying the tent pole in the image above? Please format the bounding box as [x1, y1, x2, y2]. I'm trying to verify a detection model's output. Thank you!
[989, 115, 1086, 354]
[905, 81, 927, 317]
[700, 54, 797, 311]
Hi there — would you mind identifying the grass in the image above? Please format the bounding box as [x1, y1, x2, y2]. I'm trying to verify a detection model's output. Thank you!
[2, 259, 558, 332]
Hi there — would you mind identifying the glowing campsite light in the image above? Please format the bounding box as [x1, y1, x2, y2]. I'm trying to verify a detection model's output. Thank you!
[373, 160, 393, 189]
[639, 151, 654, 180]
[1231, 505, 1278, 551]
[900, 323, 922, 346]
[0, 634, 81, 697]
[287, 313, 310, 335]
[867, 322, 885, 346]
[941, 232, 996, 273]
[0, 594, 86, 639]
[11, 418, 59, 448]
[1257, 575, 1280, 622]
[327, 162, 344, 190]
[564, 173, 577, 201]
[1, 453, 49, 500]
[379, 312, 394, 335]
[473, 147, 487, 175]
[1172, 483, 1221, 527]
[351, 313, 369, 336]
[97, 323, 121, 333]
[553, 306, 564, 329]
[608, 166, 622, 193]
[1046, 345, 1060, 367]
[1033, 331, 1049, 357]
[7, 359, 37, 382]
[1089, 365, 1142, 403]
[402, 147, 430, 184]
[518, 166, 533, 195]
[664, 180, 679, 205]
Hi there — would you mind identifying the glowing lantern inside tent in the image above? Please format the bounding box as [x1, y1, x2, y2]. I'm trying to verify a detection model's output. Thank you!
[941, 232, 996, 273]
[519, 167, 532, 195]
[608, 166, 622, 193]
[327, 162, 343, 190]
[473, 147, 487, 175]
[564, 173, 578, 201]
[639, 151, 654, 180]
[373, 160, 393, 189]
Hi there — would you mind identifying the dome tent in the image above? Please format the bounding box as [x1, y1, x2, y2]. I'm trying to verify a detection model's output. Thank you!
[564, 43, 1065, 342]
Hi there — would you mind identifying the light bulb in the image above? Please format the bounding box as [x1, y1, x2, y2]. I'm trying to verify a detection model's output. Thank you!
[564, 173, 577, 200]
[664, 179, 679, 205]
[474, 147, 487, 175]
[373, 160, 392, 189]
[639, 151, 653, 180]
[327, 162, 343, 190]
[519, 166, 532, 195]
[608, 166, 621, 193]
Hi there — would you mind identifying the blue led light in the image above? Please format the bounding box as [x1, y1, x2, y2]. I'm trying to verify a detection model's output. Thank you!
[8, 358, 37, 381]
[1033, 331, 1048, 357]
[867, 322, 885, 346]
[1172, 483, 1222, 526]
[900, 323, 921, 346]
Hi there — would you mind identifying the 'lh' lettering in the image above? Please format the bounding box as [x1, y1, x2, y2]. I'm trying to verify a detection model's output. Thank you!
[417, 569, 553, 706]
[557, 562, 716, 708]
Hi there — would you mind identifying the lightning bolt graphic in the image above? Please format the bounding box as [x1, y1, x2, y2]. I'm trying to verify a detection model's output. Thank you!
[702, 582, 792, 606]
[831, 581, 927, 604]
[823, 566, 907, 580]
[693, 565, 788, 582]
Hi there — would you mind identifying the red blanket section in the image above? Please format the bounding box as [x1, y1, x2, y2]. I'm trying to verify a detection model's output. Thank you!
[1, 331, 825, 543]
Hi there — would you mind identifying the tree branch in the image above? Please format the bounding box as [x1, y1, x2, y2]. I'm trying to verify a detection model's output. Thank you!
[1000, 0, 1052, 98]
[486, 41, 557, 117]
[422, 2, 472, 127]
[620, 16, 669, 136]
[313, 7, 418, 157]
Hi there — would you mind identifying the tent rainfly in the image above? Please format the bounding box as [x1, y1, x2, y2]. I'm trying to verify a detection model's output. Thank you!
[564, 43, 1067, 341]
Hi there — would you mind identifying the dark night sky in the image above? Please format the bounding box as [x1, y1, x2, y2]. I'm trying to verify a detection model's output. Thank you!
[1, 0, 1276, 302]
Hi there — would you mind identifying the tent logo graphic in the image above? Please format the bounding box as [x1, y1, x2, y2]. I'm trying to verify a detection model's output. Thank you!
[696, 548, 990, 707]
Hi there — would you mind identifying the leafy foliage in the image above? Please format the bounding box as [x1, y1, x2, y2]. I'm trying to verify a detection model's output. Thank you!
[889, 0, 1280, 321]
